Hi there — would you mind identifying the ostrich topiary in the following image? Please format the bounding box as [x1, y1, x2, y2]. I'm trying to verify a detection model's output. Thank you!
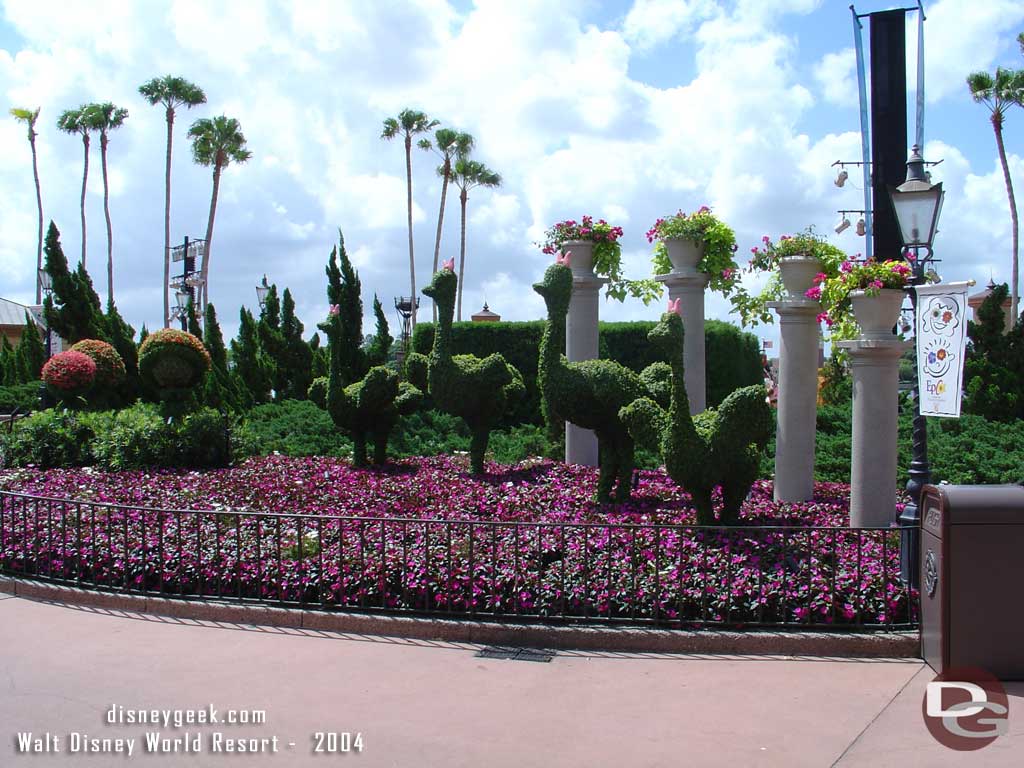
[415, 259, 525, 474]
[532, 258, 656, 503]
[619, 302, 772, 524]
[311, 308, 422, 468]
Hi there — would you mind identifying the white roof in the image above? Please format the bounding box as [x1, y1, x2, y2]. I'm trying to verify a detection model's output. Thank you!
[0, 297, 45, 328]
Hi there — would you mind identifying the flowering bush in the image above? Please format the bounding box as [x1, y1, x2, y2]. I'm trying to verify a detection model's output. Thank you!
[138, 328, 211, 397]
[813, 258, 913, 342]
[648, 207, 740, 295]
[539, 216, 660, 303]
[730, 228, 847, 326]
[0, 456, 914, 627]
[41, 350, 96, 400]
[71, 339, 125, 389]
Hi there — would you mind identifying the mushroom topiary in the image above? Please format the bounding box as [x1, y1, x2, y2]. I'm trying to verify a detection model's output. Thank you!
[41, 349, 96, 402]
[138, 328, 211, 404]
[71, 339, 125, 390]
[619, 306, 772, 524]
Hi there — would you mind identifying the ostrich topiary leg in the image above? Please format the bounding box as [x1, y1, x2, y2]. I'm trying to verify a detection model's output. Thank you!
[469, 429, 489, 474]
[351, 433, 368, 468]
[691, 488, 715, 526]
[613, 436, 635, 503]
[596, 442, 616, 503]
[372, 430, 389, 465]
[720, 454, 759, 524]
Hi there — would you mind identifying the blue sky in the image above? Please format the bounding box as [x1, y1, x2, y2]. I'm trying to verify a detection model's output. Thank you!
[1, 0, 1022, 349]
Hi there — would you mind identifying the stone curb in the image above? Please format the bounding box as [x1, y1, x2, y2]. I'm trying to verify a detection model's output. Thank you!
[0, 576, 920, 658]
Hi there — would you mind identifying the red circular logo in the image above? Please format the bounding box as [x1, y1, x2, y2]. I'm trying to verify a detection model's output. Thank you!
[922, 666, 1009, 751]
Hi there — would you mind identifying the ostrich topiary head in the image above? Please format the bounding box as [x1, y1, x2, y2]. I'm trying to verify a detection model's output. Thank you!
[422, 267, 457, 310]
[648, 310, 685, 360]
[532, 263, 573, 317]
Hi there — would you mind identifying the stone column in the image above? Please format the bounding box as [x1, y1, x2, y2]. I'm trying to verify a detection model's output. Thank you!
[766, 299, 820, 502]
[837, 337, 909, 527]
[565, 273, 608, 467]
[655, 272, 708, 414]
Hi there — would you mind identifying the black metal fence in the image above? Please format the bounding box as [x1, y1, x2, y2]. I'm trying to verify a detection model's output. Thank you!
[0, 490, 918, 631]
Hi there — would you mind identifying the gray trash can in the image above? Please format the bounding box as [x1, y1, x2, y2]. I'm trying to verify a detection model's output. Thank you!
[920, 484, 1024, 680]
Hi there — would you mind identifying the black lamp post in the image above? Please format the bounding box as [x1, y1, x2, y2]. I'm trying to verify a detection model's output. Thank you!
[37, 268, 53, 360]
[889, 144, 945, 589]
[256, 275, 271, 311]
[169, 236, 205, 331]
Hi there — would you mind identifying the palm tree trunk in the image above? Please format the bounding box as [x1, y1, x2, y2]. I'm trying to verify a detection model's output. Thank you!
[80, 133, 89, 269]
[30, 132, 43, 305]
[200, 162, 222, 314]
[404, 134, 416, 327]
[994, 118, 1020, 322]
[163, 108, 174, 327]
[100, 131, 114, 305]
[431, 160, 451, 323]
[458, 187, 468, 322]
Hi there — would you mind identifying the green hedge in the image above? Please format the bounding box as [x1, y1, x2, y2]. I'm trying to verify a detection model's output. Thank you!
[0, 403, 234, 470]
[412, 319, 762, 424]
[0, 382, 41, 413]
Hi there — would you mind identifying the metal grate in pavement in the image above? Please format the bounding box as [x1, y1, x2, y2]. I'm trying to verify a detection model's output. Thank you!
[475, 646, 555, 663]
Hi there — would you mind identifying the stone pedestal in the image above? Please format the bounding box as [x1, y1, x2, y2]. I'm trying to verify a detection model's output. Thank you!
[767, 299, 820, 502]
[655, 272, 708, 414]
[837, 338, 909, 527]
[565, 273, 608, 467]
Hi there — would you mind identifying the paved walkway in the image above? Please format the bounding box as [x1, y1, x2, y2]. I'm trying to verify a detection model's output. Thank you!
[1, 596, 1021, 767]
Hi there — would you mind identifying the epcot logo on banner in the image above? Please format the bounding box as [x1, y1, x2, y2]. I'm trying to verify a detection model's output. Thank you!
[915, 283, 970, 418]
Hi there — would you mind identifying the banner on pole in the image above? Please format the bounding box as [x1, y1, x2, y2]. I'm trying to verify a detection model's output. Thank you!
[915, 282, 969, 417]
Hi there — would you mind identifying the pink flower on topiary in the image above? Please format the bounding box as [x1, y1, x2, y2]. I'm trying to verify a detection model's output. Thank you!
[442, 258, 455, 272]
[556, 251, 571, 267]
[328, 304, 340, 316]
[71, 339, 125, 389]
[668, 298, 682, 316]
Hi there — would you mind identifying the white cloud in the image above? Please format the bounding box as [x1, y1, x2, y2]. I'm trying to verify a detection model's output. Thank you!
[621, 0, 717, 51]
[815, 48, 857, 108]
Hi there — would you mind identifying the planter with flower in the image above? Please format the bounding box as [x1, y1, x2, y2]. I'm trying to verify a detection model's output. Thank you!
[647, 206, 740, 295]
[810, 258, 913, 343]
[730, 228, 847, 326]
[539, 216, 660, 303]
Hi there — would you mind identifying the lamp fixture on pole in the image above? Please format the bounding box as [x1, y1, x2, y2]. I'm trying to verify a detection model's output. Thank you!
[256, 275, 271, 311]
[889, 143, 944, 590]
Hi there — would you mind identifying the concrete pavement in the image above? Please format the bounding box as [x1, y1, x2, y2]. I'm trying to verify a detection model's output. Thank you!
[2, 596, 1021, 767]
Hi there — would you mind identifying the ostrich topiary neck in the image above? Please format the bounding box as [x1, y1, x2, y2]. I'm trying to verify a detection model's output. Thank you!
[432, 288, 455, 363]
[666, 323, 694, 430]
[539, 302, 567, 383]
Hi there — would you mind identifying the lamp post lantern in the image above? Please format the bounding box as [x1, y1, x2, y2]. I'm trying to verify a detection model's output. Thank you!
[169, 236, 205, 331]
[889, 144, 945, 589]
[37, 268, 53, 360]
[256, 274, 271, 311]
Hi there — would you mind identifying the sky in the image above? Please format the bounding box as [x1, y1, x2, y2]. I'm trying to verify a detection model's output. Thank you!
[1, 0, 1023, 349]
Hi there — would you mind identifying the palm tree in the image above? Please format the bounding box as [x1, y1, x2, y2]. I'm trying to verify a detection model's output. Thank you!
[138, 76, 206, 327]
[187, 115, 252, 311]
[450, 158, 501, 321]
[381, 109, 439, 328]
[10, 107, 43, 303]
[419, 128, 474, 321]
[82, 102, 129, 305]
[57, 106, 94, 269]
[967, 66, 1024, 320]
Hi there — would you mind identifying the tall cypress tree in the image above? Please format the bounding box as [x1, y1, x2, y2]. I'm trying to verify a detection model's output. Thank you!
[231, 306, 272, 404]
[138, 324, 149, 345]
[366, 294, 393, 367]
[280, 287, 312, 399]
[202, 302, 248, 410]
[42, 222, 108, 344]
[15, 312, 46, 383]
[105, 299, 138, 402]
[257, 284, 287, 399]
[0, 335, 14, 386]
[309, 332, 328, 380]
[320, 232, 366, 385]
[185, 294, 203, 339]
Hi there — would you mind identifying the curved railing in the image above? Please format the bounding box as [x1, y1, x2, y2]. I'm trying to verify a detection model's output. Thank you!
[0, 490, 918, 631]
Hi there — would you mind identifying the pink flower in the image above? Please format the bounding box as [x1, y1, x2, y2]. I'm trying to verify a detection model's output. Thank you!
[328, 304, 340, 316]
[721, 268, 735, 280]
[442, 258, 455, 272]
[750, 247, 759, 255]
[805, 286, 822, 300]
[840, 261, 853, 273]
[556, 251, 572, 267]
[668, 298, 682, 316]
[869, 279, 883, 290]
[814, 272, 827, 283]
[762, 235, 771, 244]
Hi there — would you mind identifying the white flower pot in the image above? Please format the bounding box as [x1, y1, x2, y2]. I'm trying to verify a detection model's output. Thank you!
[778, 255, 822, 300]
[664, 237, 704, 276]
[561, 240, 595, 277]
[851, 288, 905, 339]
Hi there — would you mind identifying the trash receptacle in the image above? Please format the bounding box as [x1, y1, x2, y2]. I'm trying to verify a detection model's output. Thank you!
[920, 484, 1024, 680]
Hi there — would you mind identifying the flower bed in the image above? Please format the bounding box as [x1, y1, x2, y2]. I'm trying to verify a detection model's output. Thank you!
[0, 456, 915, 629]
